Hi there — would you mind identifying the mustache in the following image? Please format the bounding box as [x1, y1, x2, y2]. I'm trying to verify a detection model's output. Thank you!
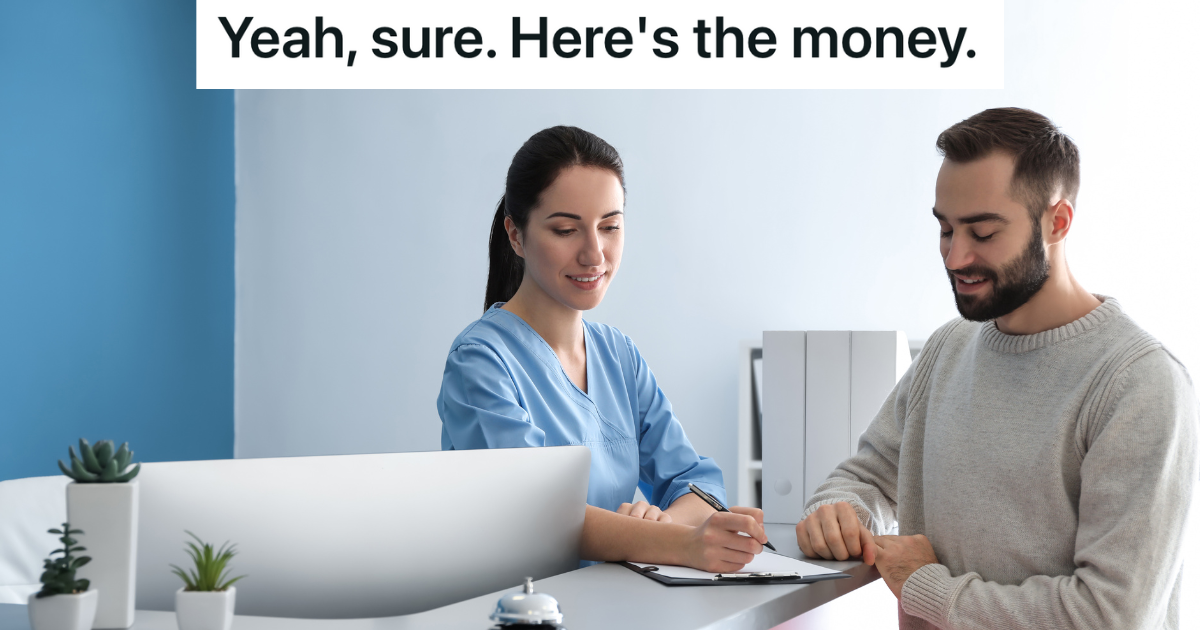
[946, 264, 999, 283]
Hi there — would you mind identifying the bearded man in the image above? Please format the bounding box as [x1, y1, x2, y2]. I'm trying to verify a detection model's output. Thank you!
[795, 108, 1197, 629]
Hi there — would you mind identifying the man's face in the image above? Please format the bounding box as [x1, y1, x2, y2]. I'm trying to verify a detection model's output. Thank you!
[933, 152, 1050, 322]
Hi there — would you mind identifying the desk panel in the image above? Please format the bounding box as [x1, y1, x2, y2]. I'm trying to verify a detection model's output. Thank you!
[1, 525, 879, 630]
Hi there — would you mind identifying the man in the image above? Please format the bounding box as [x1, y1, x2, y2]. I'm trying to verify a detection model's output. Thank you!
[796, 108, 1197, 629]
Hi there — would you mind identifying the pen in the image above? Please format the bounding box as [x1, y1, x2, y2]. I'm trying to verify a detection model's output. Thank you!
[687, 482, 777, 552]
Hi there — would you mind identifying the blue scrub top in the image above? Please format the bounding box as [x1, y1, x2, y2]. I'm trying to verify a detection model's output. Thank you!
[437, 304, 726, 512]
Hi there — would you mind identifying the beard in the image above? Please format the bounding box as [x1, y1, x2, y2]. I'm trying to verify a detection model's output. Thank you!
[947, 221, 1051, 322]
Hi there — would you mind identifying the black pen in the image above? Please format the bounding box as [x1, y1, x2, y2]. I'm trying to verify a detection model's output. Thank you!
[687, 482, 777, 552]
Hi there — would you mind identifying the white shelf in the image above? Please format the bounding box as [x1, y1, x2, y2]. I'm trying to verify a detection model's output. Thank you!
[735, 339, 763, 508]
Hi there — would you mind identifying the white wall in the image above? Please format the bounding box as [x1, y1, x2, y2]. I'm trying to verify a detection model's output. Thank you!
[235, 0, 1198, 619]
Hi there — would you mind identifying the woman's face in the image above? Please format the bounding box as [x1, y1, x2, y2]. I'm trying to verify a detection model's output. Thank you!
[508, 165, 625, 312]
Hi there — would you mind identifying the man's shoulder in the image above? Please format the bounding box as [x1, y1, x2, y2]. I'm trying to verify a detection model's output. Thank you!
[914, 317, 979, 362]
[1105, 331, 1194, 399]
[1094, 304, 1192, 387]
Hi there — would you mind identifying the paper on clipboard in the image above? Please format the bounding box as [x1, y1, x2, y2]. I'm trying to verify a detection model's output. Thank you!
[629, 552, 843, 581]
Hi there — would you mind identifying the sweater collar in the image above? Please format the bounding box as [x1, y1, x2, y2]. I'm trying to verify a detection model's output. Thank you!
[978, 295, 1120, 354]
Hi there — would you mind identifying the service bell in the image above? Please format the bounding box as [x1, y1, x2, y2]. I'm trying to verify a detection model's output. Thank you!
[489, 577, 565, 628]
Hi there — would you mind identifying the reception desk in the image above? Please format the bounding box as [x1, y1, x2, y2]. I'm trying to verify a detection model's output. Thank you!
[0, 525, 878, 630]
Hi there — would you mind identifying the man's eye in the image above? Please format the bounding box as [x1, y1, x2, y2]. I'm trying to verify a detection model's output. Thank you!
[940, 229, 953, 238]
[973, 232, 995, 242]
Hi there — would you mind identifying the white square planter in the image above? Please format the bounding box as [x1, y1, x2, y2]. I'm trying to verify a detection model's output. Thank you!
[66, 481, 138, 629]
[27, 590, 99, 630]
[175, 587, 236, 630]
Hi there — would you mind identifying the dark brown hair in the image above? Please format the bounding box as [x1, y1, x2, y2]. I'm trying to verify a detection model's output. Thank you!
[485, 126, 625, 313]
[936, 107, 1080, 221]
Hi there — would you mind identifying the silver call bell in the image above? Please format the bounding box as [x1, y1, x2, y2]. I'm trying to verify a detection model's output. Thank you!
[489, 577, 565, 628]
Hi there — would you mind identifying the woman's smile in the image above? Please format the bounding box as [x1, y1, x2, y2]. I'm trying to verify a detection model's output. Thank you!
[568, 272, 606, 290]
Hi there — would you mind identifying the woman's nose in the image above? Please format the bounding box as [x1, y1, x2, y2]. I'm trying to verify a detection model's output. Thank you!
[578, 229, 604, 267]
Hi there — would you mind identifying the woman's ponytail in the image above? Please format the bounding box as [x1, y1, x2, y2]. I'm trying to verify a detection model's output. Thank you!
[482, 126, 625, 314]
[484, 196, 524, 312]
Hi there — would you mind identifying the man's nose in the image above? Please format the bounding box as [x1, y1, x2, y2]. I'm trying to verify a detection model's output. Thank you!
[943, 233, 975, 271]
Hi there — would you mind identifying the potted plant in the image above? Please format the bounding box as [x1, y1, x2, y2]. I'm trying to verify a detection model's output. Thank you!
[170, 531, 245, 630]
[27, 523, 99, 630]
[59, 438, 140, 629]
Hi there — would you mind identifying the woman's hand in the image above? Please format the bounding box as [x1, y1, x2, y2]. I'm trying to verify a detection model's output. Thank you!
[682, 507, 768, 573]
[617, 500, 672, 523]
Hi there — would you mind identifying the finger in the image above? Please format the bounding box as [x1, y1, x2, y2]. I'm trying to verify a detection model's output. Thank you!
[703, 522, 763, 555]
[629, 501, 650, 519]
[860, 528, 877, 565]
[713, 512, 767, 543]
[719, 513, 768, 544]
[706, 556, 754, 573]
[714, 546, 756, 568]
[730, 506, 765, 525]
[701, 519, 763, 556]
[725, 531, 764, 556]
[617, 503, 633, 516]
[836, 506, 862, 558]
[797, 521, 815, 558]
[644, 506, 664, 521]
[806, 517, 834, 559]
[819, 512, 851, 560]
[658, 511, 673, 523]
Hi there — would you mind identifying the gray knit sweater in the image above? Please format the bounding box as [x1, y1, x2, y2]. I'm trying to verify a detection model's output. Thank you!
[804, 297, 1197, 629]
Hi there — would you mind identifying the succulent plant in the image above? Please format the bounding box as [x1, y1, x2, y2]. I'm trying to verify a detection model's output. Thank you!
[57, 438, 140, 483]
[170, 531, 246, 592]
[37, 522, 91, 598]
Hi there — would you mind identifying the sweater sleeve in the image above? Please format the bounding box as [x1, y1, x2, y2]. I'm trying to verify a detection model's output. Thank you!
[901, 349, 1199, 630]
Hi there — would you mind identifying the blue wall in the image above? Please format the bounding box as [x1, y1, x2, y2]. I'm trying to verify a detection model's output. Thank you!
[0, 2, 234, 481]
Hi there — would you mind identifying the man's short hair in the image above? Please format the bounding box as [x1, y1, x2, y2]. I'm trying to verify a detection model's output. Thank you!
[936, 107, 1080, 222]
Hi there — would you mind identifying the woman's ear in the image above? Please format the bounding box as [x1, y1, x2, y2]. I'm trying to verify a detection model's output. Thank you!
[504, 216, 525, 258]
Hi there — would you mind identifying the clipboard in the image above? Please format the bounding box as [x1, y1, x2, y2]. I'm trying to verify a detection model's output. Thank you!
[616, 553, 852, 586]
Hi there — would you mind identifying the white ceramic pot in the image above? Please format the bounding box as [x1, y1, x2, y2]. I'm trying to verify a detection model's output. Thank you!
[67, 480, 139, 629]
[27, 590, 99, 630]
[175, 587, 236, 630]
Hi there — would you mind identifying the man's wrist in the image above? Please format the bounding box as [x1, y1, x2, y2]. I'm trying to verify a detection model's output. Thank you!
[899, 563, 955, 627]
[802, 498, 874, 532]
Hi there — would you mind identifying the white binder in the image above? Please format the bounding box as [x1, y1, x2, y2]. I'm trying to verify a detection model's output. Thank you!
[762, 331, 910, 524]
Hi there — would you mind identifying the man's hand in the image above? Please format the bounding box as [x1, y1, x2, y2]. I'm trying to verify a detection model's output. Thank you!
[796, 502, 876, 563]
[617, 500, 672, 522]
[873, 534, 939, 599]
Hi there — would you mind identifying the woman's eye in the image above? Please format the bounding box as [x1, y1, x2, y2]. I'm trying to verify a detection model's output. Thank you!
[553, 228, 575, 236]
[940, 229, 953, 238]
[603, 225, 621, 232]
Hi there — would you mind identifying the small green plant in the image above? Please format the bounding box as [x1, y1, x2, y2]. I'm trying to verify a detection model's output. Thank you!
[58, 438, 140, 482]
[170, 531, 245, 592]
[37, 523, 91, 598]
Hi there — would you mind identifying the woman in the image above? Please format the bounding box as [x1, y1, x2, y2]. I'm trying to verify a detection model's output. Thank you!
[437, 126, 766, 572]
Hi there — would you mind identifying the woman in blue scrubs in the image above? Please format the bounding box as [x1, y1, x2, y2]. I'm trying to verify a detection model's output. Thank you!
[438, 126, 767, 572]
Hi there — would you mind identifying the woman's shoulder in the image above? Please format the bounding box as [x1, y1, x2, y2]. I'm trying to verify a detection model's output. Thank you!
[583, 319, 640, 360]
[447, 306, 520, 356]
